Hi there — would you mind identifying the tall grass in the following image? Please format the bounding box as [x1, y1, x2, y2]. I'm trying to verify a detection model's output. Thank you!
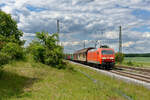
[0, 59, 149, 100]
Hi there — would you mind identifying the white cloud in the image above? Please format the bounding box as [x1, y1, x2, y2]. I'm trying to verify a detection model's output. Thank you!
[90, 31, 118, 39]
[105, 31, 118, 39]
[1, 0, 150, 53]
[23, 33, 35, 37]
[61, 41, 80, 46]
[142, 32, 150, 38]
[123, 41, 135, 47]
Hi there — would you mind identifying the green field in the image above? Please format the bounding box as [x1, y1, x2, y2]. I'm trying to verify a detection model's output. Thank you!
[124, 57, 150, 63]
[122, 57, 150, 67]
[0, 60, 150, 100]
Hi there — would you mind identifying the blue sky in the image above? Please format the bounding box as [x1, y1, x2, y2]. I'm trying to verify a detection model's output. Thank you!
[0, 3, 5, 7]
[132, 9, 150, 20]
[0, 0, 150, 53]
[131, 26, 150, 32]
[26, 5, 47, 12]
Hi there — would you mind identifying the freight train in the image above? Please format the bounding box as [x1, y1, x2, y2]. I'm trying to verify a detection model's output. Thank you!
[65, 47, 115, 69]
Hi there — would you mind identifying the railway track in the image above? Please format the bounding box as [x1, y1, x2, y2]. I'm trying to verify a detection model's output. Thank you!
[109, 70, 150, 83]
[70, 60, 150, 84]
[113, 65, 150, 83]
[69, 60, 150, 89]
[115, 65, 150, 73]
[116, 67, 150, 76]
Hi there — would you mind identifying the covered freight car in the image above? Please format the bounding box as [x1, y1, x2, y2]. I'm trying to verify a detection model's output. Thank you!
[65, 54, 74, 60]
[73, 47, 95, 62]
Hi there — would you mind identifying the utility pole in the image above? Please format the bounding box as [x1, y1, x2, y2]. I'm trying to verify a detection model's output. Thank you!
[57, 19, 60, 42]
[57, 19, 60, 34]
[119, 26, 122, 53]
[83, 40, 85, 49]
[95, 40, 98, 48]
[56, 19, 60, 46]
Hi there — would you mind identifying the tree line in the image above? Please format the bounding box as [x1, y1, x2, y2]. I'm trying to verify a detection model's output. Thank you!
[124, 53, 150, 57]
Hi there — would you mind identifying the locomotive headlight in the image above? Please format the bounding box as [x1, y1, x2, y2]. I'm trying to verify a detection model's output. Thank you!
[110, 57, 114, 59]
[102, 57, 106, 59]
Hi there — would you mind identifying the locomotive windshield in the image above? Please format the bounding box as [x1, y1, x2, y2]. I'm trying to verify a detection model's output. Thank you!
[102, 50, 114, 55]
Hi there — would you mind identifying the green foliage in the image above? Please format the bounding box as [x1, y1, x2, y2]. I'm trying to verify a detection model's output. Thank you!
[125, 53, 150, 57]
[28, 31, 65, 69]
[115, 52, 124, 63]
[100, 45, 109, 48]
[29, 41, 45, 63]
[0, 11, 25, 68]
[0, 11, 24, 46]
[126, 60, 134, 66]
[0, 52, 11, 67]
[1, 43, 25, 60]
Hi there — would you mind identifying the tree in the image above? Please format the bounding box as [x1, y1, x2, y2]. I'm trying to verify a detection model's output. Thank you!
[0, 11, 24, 47]
[0, 11, 25, 68]
[115, 52, 124, 63]
[100, 45, 109, 48]
[28, 31, 64, 69]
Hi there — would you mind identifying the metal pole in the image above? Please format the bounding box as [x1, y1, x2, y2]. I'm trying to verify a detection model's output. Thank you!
[57, 19, 60, 34]
[83, 40, 85, 49]
[57, 19, 60, 42]
[95, 40, 97, 48]
[119, 26, 122, 53]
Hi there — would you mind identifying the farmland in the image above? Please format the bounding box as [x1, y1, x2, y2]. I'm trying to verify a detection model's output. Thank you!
[122, 57, 150, 67]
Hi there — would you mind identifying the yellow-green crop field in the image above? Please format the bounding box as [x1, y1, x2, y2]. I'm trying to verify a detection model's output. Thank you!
[123, 57, 150, 67]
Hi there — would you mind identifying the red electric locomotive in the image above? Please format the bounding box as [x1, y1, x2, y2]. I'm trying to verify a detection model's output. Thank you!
[87, 48, 115, 68]
[73, 47, 115, 69]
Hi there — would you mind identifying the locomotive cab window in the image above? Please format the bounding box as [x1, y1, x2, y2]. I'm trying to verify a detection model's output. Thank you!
[102, 50, 114, 55]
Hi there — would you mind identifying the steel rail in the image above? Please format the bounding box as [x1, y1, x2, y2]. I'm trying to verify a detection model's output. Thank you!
[110, 70, 150, 83]
[115, 65, 150, 73]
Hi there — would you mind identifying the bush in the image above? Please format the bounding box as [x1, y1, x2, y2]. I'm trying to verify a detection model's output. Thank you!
[1, 43, 25, 60]
[126, 60, 134, 66]
[29, 42, 45, 63]
[44, 46, 64, 65]
[28, 32, 65, 69]
[115, 52, 124, 63]
[0, 52, 11, 67]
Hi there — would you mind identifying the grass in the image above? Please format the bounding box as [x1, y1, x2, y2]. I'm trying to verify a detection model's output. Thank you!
[0, 60, 150, 100]
[121, 57, 150, 67]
